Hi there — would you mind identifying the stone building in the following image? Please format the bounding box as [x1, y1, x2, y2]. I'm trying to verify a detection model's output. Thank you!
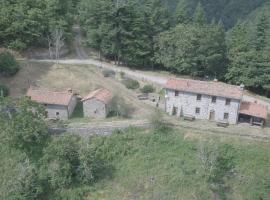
[82, 88, 113, 118]
[164, 78, 244, 124]
[27, 87, 77, 120]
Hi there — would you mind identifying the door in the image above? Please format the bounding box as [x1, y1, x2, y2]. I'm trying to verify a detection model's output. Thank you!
[172, 106, 178, 116]
[209, 110, 215, 121]
[45, 111, 48, 118]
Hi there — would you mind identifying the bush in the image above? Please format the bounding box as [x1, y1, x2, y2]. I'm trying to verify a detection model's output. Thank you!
[140, 84, 155, 94]
[102, 69, 115, 77]
[41, 135, 105, 189]
[8, 39, 27, 50]
[0, 85, 9, 97]
[0, 51, 20, 76]
[120, 71, 125, 79]
[151, 111, 172, 134]
[108, 96, 134, 118]
[122, 78, 140, 90]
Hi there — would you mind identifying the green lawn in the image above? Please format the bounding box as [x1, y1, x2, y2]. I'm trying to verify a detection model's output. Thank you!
[80, 128, 270, 200]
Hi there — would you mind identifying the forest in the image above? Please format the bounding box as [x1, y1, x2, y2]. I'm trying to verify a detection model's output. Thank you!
[0, 0, 270, 96]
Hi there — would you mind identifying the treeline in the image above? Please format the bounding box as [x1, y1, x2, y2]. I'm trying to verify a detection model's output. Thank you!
[79, 0, 270, 96]
[168, 0, 268, 29]
[79, 0, 171, 68]
[0, 0, 78, 50]
[226, 6, 270, 95]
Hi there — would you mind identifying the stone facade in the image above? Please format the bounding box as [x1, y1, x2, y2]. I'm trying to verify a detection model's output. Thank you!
[165, 89, 241, 124]
[83, 98, 109, 118]
[45, 96, 77, 120]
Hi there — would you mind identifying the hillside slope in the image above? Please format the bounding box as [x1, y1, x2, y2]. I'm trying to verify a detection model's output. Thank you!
[169, 0, 268, 29]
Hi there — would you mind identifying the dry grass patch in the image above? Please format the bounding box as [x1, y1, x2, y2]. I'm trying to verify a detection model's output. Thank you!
[1, 61, 156, 119]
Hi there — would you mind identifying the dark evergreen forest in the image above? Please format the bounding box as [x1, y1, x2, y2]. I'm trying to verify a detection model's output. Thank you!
[1, 0, 270, 95]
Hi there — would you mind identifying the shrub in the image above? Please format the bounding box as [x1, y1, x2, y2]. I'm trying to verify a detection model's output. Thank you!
[151, 111, 172, 134]
[8, 39, 26, 50]
[102, 69, 115, 77]
[140, 84, 155, 94]
[120, 71, 125, 79]
[0, 85, 9, 97]
[122, 78, 140, 90]
[108, 96, 134, 118]
[0, 51, 20, 76]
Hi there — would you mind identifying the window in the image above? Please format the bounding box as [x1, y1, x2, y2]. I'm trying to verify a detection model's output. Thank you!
[197, 94, 202, 101]
[195, 107, 200, 114]
[224, 113, 229, 120]
[212, 96, 217, 103]
[225, 98, 231, 105]
[175, 91, 179, 97]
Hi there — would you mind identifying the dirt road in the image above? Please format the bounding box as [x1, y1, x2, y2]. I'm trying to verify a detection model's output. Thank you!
[73, 25, 89, 59]
[37, 58, 168, 85]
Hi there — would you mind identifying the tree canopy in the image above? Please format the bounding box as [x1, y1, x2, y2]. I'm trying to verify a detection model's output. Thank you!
[0, 0, 77, 50]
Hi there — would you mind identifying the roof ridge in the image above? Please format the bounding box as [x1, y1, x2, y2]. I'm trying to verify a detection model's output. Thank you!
[30, 88, 72, 95]
[165, 78, 243, 100]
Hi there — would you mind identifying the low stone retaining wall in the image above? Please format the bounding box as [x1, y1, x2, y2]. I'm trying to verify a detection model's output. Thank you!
[49, 122, 151, 137]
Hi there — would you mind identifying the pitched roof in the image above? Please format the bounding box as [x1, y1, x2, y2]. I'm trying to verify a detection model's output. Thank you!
[26, 87, 74, 106]
[165, 78, 243, 100]
[239, 101, 268, 119]
[82, 88, 113, 104]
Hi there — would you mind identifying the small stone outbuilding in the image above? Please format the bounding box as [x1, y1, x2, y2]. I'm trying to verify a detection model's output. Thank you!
[27, 87, 77, 120]
[82, 88, 113, 118]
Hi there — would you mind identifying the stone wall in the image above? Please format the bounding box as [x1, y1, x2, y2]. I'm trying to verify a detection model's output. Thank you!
[49, 123, 151, 136]
[45, 104, 68, 120]
[165, 89, 241, 124]
[83, 98, 107, 118]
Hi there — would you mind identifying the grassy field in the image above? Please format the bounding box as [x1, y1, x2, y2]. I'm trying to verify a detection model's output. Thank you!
[59, 128, 270, 200]
[1, 125, 269, 200]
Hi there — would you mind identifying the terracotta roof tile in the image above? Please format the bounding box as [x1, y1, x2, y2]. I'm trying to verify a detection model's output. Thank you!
[26, 87, 73, 106]
[239, 101, 268, 119]
[82, 88, 113, 104]
[165, 78, 243, 100]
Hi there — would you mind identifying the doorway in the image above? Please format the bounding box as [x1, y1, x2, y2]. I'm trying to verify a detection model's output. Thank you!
[209, 110, 215, 121]
[45, 111, 48, 118]
[172, 106, 178, 116]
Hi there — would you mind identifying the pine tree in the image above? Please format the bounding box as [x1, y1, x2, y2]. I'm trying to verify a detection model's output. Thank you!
[174, 0, 192, 24]
[193, 2, 206, 26]
[254, 12, 269, 51]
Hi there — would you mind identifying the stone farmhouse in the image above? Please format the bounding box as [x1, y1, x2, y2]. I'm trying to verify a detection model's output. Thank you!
[82, 88, 113, 118]
[164, 78, 268, 125]
[27, 87, 77, 120]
